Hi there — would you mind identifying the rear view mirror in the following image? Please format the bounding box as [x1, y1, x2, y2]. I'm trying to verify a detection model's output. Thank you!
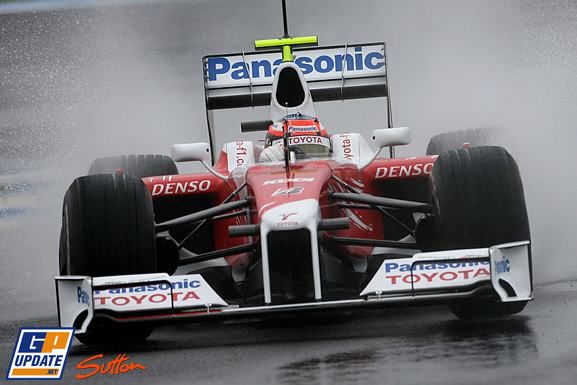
[171, 143, 211, 163]
[371, 127, 411, 148]
[241, 120, 273, 133]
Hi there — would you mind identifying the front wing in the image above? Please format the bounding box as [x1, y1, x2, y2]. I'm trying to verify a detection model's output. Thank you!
[56, 241, 531, 334]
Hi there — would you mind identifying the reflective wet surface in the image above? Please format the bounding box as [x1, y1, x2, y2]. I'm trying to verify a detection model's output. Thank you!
[1, 281, 575, 384]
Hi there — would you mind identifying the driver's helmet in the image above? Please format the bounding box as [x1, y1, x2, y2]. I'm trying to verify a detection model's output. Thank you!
[265, 114, 331, 159]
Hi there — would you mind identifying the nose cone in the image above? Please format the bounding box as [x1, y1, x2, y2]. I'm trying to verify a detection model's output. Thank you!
[246, 162, 332, 220]
[261, 199, 320, 231]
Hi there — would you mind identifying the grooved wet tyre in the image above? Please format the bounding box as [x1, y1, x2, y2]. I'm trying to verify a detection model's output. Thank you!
[87, 153, 178, 232]
[88, 154, 177, 177]
[429, 146, 530, 319]
[59, 174, 157, 276]
[426, 128, 496, 155]
[59, 174, 157, 344]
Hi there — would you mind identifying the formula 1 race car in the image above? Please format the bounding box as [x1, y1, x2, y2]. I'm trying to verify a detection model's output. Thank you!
[55, 14, 532, 344]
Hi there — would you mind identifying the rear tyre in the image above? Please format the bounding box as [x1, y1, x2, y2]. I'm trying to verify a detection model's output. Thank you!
[88, 154, 177, 178]
[429, 146, 530, 319]
[59, 174, 157, 343]
[426, 128, 496, 155]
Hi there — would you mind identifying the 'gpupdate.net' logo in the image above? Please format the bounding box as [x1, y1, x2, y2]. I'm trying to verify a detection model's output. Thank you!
[6, 328, 74, 380]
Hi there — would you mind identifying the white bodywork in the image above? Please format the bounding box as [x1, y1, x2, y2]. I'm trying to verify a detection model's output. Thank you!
[269, 62, 316, 121]
[371, 127, 411, 148]
[331, 133, 377, 167]
[361, 241, 532, 302]
[171, 142, 212, 163]
[225, 140, 257, 172]
[259, 199, 322, 303]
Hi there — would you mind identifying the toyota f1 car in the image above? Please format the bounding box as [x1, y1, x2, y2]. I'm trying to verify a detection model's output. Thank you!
[55, 10, 532, 344]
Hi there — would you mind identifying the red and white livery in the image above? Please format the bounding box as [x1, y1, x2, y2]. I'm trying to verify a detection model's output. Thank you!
[55, 33, 532, 344]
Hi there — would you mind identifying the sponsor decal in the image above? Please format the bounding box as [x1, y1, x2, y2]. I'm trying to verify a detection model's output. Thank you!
[7, 328, 74, 380]
[276, 222, 298, 227]
[288, 125, 318, 132]
[383, 261, 490, 286]
[94, 279, 202, 294]
[151, 180, 211, 196]
[77, 287, 89, 305]
[333, 133, 360, 163]
[375, 163, 434, 179]
[263, 177, 314, 185]
[340, 134, 355, 161]
[206, 46, 384, 87]
[94, 291, 200, 307]
[94, 279, 202, 308]
[234, 141, 249, 167]
[277, 212, 299, 226]
[288, 136, 330, 146]
[272, 136, 331, 148]
[227, 140, 254, 170]
[494, 256, 511, 274]
[76, 354, 146, 380]
[280, 212, 297, 221]
[272, 187, 304, 197]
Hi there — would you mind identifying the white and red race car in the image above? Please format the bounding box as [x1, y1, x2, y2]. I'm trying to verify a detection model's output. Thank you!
[55, 28, 532, 344]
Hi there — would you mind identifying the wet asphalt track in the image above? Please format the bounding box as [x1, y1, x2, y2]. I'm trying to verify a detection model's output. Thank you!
[1, 281, 576, 385]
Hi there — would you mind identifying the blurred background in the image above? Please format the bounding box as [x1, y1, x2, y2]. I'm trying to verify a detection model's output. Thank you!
[1, 0, 576, 307]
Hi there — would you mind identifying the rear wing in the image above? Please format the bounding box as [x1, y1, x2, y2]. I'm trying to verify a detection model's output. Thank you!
[203, 42, 388, 109]
[202, 42, 392, 162]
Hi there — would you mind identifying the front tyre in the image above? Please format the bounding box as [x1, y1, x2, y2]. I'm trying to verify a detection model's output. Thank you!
[59, 174, 156, 276]
[429, 146, 531, 319]
[59, 174, 157, 343]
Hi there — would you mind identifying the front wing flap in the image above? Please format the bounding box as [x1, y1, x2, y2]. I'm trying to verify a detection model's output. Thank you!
[56, 241, 531, 334]
[361, 241, 531, 301]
